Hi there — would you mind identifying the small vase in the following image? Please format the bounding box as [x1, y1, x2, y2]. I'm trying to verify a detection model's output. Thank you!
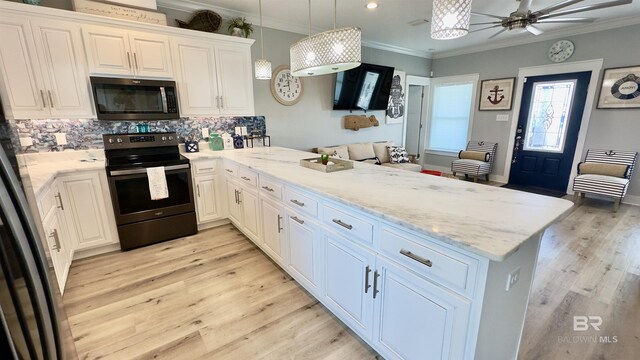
[231, 27, 244, 37]
[23, 0, 42, 4]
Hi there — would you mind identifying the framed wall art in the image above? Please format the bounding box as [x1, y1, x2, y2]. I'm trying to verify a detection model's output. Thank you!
[597, 65, 640, 109]
[386, 70, 406, 124]
[479, 77, 515, 111]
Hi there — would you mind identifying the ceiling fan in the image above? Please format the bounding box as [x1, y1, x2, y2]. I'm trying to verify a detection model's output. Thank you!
[471, 0, 633, 39]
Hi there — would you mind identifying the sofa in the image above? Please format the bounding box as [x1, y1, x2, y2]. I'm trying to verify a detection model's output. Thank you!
[316, 142, 422, 172]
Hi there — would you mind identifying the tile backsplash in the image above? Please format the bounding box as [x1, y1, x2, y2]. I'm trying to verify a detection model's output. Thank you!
[12, 116, 266, 153]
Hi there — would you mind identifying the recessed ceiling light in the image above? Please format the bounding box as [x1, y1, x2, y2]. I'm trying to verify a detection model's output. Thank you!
[366, 2, 378, 10]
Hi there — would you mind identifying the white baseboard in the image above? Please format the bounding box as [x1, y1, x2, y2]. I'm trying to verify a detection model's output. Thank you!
[73, 243, 121, 260]
[197, 218, 231, 231]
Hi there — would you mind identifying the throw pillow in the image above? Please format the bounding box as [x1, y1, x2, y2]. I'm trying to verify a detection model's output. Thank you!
[347, 143, 376, 161]
[318, 145, 349, 159]
[578, 162, 630, 178]
[372, 141, 393, 164]
[387, 146, 409, 164]
[459, 150, 490, 162]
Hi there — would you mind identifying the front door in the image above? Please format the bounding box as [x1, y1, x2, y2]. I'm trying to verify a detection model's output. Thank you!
[509, 71, 591, 192]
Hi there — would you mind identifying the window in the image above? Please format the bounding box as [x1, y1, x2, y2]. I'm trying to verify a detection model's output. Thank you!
[426, 74, 478, 153]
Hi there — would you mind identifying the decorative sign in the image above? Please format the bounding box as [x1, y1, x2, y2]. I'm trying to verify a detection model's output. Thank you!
[72, 0, 167, 25]
[479, 77, 515, 111]
[386, 70, 406, 124]
[597, 65, 640, 109]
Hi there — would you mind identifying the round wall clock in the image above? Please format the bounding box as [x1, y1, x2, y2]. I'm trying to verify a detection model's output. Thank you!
[548, 40, 574, 63]
[270, 65, 303, 106]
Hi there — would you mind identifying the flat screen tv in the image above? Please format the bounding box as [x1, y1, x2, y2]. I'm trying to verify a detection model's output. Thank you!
[333, 63, 395, 111]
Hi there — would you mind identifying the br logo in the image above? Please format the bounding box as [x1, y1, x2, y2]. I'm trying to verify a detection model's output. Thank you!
[573, 316, 602, 331]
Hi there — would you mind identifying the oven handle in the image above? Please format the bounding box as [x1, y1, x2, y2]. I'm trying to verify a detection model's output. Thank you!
[109, 164, 189, 176]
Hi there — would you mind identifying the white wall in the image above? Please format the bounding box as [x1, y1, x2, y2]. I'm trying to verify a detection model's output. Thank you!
[430, 24, 640, 197]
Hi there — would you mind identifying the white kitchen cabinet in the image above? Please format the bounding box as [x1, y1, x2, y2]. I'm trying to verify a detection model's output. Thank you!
[42, 206, 71, 293]
[194, 175, 222, 224]
[260, 197, 285, 264]
[0, 16, 92, 119]
[286, 209, 322, 295]
[82, 25, 173, 78]
[226, 179, 243, 225]
[57, 171, 118, 250]
[171, 37, 254, 116]
[240, 186, 260, 242]
[373, 256, 471, 360]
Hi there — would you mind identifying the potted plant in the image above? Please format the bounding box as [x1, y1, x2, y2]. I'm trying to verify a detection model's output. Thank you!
[228, 17, 253, 38]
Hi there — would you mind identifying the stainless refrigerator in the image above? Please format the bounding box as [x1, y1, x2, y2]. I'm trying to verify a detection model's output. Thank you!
[0, 121, 77, 359]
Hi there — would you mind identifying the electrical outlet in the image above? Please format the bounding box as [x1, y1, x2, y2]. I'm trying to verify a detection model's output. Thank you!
[506, 267, 521, 291]
[19, 137, 33, 147]
[54, 133, 67, 145]
[201, 128, 209, 138]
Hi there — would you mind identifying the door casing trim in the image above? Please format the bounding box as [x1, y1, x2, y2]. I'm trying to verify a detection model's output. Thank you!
[403, 75, 431, 151]
[504, 59, 604, 194]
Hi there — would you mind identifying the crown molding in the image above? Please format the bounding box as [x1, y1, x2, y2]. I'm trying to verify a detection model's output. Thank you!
[362, 39, 433, 59]
[432, 14, 640, 59]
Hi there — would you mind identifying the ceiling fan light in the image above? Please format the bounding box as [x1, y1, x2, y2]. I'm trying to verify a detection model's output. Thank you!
[431, 0, 472, 40]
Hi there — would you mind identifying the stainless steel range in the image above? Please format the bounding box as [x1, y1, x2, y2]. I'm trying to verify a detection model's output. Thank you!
[103, 132, 197, 250]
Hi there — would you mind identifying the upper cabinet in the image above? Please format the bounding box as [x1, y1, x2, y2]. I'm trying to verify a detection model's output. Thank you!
[82, 25, 173, 78]
[0, 16, 93, 119]
[172, 37, 255, 117]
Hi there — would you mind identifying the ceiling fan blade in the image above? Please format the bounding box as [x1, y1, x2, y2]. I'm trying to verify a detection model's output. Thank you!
[534, 0, 584, 16]
[537, 17, 596, 23]
[517, 0, 534, 13]
[526, 25, 544, 35]
[470, 21, 502, 26]
[537, 0, 632, 19]
[470, 25, 503, 33]
[489, 28, 508, 39]
[471, 12, 506, 20]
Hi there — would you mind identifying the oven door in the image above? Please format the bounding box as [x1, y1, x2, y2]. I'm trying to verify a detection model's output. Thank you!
[108, 164, 194, 225]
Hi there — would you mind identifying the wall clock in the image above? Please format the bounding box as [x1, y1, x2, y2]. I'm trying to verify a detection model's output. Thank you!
[270, 65, 303, 106]
[548, 40, 574, 63]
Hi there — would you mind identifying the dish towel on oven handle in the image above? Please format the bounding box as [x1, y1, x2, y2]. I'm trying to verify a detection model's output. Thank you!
[146, 166, 169, 200]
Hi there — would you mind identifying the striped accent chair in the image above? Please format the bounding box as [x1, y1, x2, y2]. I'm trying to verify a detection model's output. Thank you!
[451, 141, 498, 182]
[573, 149, 638, 212]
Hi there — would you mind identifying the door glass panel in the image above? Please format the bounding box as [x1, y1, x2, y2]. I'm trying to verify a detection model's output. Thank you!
[523, 80, 576, 153]
[114, 171, 191, 214]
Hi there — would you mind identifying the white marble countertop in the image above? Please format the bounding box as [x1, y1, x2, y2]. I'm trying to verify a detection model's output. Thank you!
[185, 146, 574, 262]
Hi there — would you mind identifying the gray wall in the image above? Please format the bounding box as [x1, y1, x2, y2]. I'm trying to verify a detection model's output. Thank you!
[430, 24, 640, 197]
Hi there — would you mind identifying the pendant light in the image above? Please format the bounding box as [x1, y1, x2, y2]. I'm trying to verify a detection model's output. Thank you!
[254, 0, 272, 80]
[431, 0, 472, 40]
[290, 0, 361, 77]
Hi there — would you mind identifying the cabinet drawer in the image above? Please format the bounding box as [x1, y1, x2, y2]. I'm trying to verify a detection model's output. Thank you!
[37, 186, 55, 219]
[323, 204, 374, 245]
[223, 162, 238, 177]
[259, 176, 283, 200]
[380, 226, 477, 296]
[284, 187, 318, 218]
[193, 159, 217, 175]
[237, 167, 258, 187]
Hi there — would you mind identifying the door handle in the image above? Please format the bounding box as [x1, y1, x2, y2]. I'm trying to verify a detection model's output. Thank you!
[399, 249, 433, 267]
[237, 190, 242, 204]
[133, 52, 139, 71]
[40, 90, 48, 108]
[220, 96, 223, 109]
[216, 96, 221, 109]
[47, 90, 54, 108]
[196, 184, 200, 197]
[49, 229, 60, 252]
[54, 192, 64, 210]
[127, 52, 132, 70]
[277, 214, 283, 233]
[364, 265, 371, 293]
[291, 216, 304, 225]
[373, 270, 380, 299]
[234, 189, 238, 204]
[332, 219, 353, 230]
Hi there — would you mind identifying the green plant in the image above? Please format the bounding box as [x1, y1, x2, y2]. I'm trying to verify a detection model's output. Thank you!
[228, 17, 253, 38]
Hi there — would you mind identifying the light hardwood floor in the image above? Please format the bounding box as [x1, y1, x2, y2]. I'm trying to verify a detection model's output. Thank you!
[63, 198, 640, 360]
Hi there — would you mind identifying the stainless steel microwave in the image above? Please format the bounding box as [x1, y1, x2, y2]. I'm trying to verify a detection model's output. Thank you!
[90, 77, 179, 121]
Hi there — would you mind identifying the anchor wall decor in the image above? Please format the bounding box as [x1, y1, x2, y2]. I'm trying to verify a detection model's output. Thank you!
[479, 77, 516, 111]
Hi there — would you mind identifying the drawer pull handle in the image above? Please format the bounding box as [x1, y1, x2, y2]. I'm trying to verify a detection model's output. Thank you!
[400, 249, 433, 267]
[241, 176, 251, 181]
[199, 168, 214, 172]
[262, 185, 274, 192]
[291, 216, 305, 225]
[364, 265, 371, 294]
[54, 192, 64, 210]
[373, 270, 380, 299]
[332, 219, 353, 230]
[290, 199, 305, 207]
[225, 169, 234, 173]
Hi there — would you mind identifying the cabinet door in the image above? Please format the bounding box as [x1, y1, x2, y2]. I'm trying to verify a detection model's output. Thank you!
[129, 31, 173, 78]
[260, 197, 284, 264]
[226, 179, 242, 225]
[195, 175, 221, 224]
[286, 210, 321, 294]
[324, 233, 376, 340]
[215, 44, 254, 116]
[42, 210, 70, 293]
[82, 25, 133, 76]
[240, 186, 260, 243]
[31, 19, 93, 118]
[0, 16, 47, 119]
[373, 257, 471, 360]
[171, 38, 219, 116]
[59, 172, 117, 250]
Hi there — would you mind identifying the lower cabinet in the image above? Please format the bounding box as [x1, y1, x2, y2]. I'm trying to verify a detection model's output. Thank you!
[42, 202, 71, 293]
[225, 177, 261, 243]
[285, 209, 322, 295]
[260, 197, 285, 264]
[226, 178, 242, 225]
[194, 174, 222, 224]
